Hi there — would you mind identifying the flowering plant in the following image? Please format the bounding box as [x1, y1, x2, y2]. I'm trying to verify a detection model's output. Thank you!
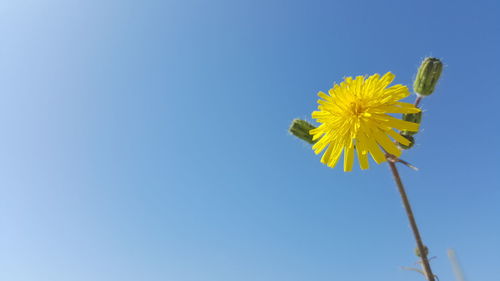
[289, 57, 443, 281]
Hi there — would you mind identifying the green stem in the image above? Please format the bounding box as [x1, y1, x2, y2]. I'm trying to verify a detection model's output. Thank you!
[388, 160, 435, 281]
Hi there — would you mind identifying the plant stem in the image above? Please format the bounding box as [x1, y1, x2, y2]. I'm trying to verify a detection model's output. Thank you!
[388, 160, 435, 281]
[414, 96, 423, 107]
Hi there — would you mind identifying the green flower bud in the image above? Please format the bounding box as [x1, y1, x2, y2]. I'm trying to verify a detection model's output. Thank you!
[413, 57, 443, 96]
[398, 133, 415, 150]
[402, 111, 422, 136]
[289, 119, 317, 144]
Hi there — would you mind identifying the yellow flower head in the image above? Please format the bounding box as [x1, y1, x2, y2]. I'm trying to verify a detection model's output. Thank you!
[310, 72, 420, 171]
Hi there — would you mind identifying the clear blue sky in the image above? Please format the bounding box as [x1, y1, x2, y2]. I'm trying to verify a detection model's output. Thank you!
[1, 0, 499, 280]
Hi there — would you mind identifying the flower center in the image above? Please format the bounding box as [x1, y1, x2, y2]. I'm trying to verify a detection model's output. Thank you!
[349, 101, 365, 116]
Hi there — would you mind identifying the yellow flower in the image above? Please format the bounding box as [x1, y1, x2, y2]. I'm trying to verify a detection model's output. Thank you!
[310, 72, 420, 171]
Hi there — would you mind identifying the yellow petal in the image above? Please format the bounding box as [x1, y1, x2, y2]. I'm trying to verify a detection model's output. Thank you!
[374, 130, 401, 157]
[327, 145, 343, 168]
[343, 146, 354, 172]
[312, 137, 329, 154]
[320, 145, 334, 164]
[395, 102, 421, 110]
[373, 105, 420, 114]
[379, 72, 395, 88]
[380, 115, 420, 132]
[317, 91, 330, 100]
[365, 134, 386, 164]
[386, 129, 411, 146]
[355, 139, 370, 170]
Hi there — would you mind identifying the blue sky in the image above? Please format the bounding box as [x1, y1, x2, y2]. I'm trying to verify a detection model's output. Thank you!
[1, 0, 499, 280]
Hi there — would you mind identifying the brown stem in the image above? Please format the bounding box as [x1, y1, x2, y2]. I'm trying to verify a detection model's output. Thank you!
[388, 160, 435, 281]
[414, 96, 423, 108]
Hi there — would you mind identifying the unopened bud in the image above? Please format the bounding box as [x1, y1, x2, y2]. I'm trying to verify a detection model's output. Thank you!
[398, 133, 415, 150]
[402, 111, 422, 136]
[413, 57, 443, 96]
[289, 119, 317, 144]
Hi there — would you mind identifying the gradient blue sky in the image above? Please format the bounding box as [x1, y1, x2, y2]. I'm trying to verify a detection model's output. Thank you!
[1, 0, 499, 280]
